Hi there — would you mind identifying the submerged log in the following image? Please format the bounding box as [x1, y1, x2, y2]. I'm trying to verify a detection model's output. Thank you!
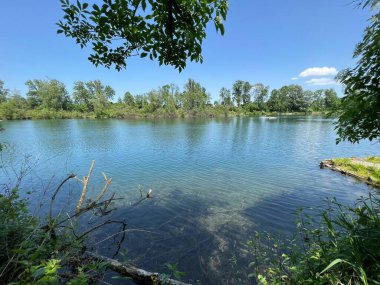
[86, 251, 191, 285]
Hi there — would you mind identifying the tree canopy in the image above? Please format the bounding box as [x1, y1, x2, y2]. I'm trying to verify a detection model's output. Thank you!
[57, 0, 228, 71]
[336, 2, 380, 143]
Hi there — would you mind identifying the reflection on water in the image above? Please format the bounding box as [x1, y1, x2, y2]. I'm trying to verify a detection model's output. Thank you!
[1, 117, 379, 284]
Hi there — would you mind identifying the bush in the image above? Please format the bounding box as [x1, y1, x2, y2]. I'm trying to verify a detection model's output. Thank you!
[247, 194, 380, 284]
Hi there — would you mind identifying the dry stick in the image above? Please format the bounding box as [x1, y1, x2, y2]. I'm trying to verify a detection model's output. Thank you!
[57, 197, 124, 227]
[76, 160, 95, 213]
[86, 252, 191, 285]
[95, 172, 112, 203]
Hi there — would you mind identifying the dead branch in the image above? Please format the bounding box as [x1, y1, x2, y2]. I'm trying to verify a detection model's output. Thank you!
[86, 252, 191, 285]
[76, 160, 95, 213]
[95, 172, 112, 203]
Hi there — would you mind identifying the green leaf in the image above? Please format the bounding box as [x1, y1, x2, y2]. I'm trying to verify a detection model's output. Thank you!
[320, 258, 350, 274]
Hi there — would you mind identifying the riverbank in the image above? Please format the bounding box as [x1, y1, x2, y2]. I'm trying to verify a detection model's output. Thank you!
[0, 106, 329, 120]
[321, 156, 380, 188]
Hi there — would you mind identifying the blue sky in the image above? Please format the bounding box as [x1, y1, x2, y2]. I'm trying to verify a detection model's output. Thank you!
[0, 0, 371, 101]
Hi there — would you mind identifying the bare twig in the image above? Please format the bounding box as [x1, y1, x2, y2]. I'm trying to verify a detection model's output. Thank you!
[76, 160, 95, 213]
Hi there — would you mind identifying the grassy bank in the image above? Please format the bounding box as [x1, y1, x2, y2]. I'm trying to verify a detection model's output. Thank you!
[331, 157, 380, 186]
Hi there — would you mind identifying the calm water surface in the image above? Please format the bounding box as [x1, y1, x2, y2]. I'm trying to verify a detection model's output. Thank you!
[1, 117, 379, 284]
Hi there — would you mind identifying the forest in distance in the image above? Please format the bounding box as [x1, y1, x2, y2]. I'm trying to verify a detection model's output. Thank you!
[0, 78, 340, 120]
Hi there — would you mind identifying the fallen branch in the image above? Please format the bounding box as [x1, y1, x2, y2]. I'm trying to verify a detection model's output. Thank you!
[86, 252, 191, 285]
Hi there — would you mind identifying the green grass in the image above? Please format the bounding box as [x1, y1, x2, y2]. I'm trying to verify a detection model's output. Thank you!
[332, 158, 380, 185]
[365, 156, 380, 164]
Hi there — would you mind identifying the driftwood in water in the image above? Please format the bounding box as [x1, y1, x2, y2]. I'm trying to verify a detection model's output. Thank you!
[86, 252, 191, 285]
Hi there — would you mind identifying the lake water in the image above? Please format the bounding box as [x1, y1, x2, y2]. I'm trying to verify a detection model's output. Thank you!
[1, 117, 379, 284]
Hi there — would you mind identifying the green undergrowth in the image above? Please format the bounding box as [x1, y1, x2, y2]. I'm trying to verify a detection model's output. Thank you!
[247, 194, 380, 285]
[0, 188, 98, 284]
[332, 158, 380, 185]
[365, 156, 380, 164]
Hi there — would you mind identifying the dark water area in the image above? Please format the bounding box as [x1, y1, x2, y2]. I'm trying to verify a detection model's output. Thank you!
[1, 116, 379, 284]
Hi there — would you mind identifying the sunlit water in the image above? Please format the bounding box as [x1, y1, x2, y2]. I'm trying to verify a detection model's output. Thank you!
[1, 117, 379, 284]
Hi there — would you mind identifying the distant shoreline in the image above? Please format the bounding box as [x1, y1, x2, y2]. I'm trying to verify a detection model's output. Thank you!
[0, 109, 331, 121]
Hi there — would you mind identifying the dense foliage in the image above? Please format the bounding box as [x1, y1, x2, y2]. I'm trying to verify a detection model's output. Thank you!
[247, 194, 380, 285]
[0, 79, 339, 120]
[57, 0, 228, 71]
[336, 2, 380, 143]
[0, 188, 92, 284]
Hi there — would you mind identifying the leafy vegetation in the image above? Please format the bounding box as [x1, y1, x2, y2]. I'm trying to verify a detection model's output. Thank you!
[247, 194, 380, 285]
[0, 78, 339, 120]
[57, 0, 228, 71]
[336, 1, 380, 143]
[0, 188, 96, 284]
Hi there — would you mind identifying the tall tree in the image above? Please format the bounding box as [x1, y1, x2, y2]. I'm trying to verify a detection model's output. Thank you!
[232, 80, 244, 107]
[57, 0, 228, 71]
[86, 80, 115, 109]
[182, 79, 208, 111]
[252, 83, 269, 110]
[284, 85, 306, 112]
[123, 91, 135, 107]
[336, 3, 380, 142]
[219, 87, 232, 106]
[242, 81, 252, 106]
[73, 81, 93, 111]
[26, 79, 71, 110]
[311, 89, 325, 111]
[324, 89, 340, 110]
[0, 80, 9, 103]
[159, 84, 180, 112]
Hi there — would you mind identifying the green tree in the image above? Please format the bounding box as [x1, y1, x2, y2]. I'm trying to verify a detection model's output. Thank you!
[159, 84, 180, 113]
[311, 89, 325, 111]
[26, 79, 71, 110]
[135, 94, 148, 109]
[25, 80, 42, 108]
[146, 90, 163, 112]
[232, 80, 244, 107]
[324, 89, 340, 110]
[85, 80, 115, 108]
[286, 85, 306, 112]
[267, 89, 281, 112]
[0, 80, 9, 103]
[336, 4, 380, 142]
[242, 81, 252, 106]
[182, 79, 208, 111]
[57, 0, 228, 71]
[123, 91, 135, 107]
[73, 81, 93, 111]
[0, 92, 28, 119]
[219, 87, 232, 106]
[252, 83, 269, 110]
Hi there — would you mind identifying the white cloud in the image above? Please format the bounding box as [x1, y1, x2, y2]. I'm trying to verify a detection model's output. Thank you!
[299, 67, 338, 78]
[306, 77, 338, 86]
[291, 77, 298, 80]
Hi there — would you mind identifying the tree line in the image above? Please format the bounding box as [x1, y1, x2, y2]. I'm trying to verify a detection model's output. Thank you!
[0, 78, 340, 120]
[218, 81, 340, 113]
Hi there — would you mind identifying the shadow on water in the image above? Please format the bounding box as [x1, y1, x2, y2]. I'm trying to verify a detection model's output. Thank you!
[93, 184, 352, 285]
